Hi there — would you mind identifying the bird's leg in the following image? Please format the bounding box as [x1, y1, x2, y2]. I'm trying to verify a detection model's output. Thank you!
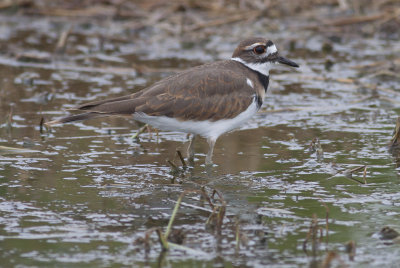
[187, 134, 197, 162]
[205, 137, 216, 165]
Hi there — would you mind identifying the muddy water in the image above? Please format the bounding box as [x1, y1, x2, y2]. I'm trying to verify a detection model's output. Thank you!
[1, 14, 400, 267]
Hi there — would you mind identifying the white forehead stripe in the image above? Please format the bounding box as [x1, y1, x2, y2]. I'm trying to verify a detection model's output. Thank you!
[266, 44, 277, 55]
[246, 78, 254, 88]
[231, 57, 272, 77]
[244, 43, 278, 55]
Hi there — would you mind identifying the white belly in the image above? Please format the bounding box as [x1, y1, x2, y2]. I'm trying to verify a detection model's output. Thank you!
[133, 100, 259, 140]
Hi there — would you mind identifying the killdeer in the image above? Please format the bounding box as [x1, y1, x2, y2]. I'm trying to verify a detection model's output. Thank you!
[47, 37, 299, 165]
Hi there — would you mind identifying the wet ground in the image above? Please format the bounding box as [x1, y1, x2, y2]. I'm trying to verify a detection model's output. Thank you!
[1, 6, 400, 268]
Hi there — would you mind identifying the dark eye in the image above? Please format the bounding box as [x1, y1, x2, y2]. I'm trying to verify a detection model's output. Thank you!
[253, 45, 266, 54]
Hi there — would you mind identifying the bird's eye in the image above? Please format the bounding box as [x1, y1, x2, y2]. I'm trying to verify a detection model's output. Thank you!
[253, 45, 266, 54]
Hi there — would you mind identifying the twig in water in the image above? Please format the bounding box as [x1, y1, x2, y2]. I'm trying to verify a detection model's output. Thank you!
[39, 117, 45, 134]
[342, 165, 367, 184]
[176, 150, 187, 168]
[348, 165, 366, 173]
[207, 188, 226, 235]
[146, 124, 153, 140]
[311, 214, 319, 256]
[216, 204, 226, 235]
[54, 26, 72, 55]
[345, 240, 356, 261]
[389, 117, 400, 148]
[205, 205, 219, 230]
[303, 213, 322, 256]
[235, 218, 240, 252]
[167, 150, 190, 176]
[131, 124, 149, 140]
[308, 138, 324, 160]
[156, 228, 169, 251]
[144, 227, 156, 254]
[140, 189, 226, 256]
[166, 160, 180, 175]
[163, 189, 226, 253]
[165, 192, 185, 238]
[363, 166, 367, 184]
[6, 107, 13, 130]
[320, 251, 340, 268]
[320, 201, 330, 246]
[0, 145, 39, 154]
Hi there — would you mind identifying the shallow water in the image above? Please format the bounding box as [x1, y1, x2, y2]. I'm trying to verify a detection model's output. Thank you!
[0, 13, 400, 267]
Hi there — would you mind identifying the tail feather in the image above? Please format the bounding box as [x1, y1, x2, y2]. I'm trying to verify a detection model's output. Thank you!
[46, 112, 104, 126]
[48, 93, 142, 126]
[75, 95, 134, 110]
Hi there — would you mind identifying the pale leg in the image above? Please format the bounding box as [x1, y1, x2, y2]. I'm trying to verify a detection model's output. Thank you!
[187, 134, 197, 161]
[205, 137, 216, 165]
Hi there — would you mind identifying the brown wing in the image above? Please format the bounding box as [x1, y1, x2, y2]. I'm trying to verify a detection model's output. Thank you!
[132, 61, 256, 121]
[47, 60, 256, 125]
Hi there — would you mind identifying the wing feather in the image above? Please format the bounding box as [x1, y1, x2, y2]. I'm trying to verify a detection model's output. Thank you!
[49, 60, 257, 124]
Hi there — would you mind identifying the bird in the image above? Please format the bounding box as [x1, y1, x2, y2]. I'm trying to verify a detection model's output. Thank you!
[46, 37, 299, 165]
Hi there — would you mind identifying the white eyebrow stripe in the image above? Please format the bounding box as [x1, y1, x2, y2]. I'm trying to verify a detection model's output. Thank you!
[244, 42, 265, 50]
[244, 43, 278, 56]
[266, 44, 277, 55]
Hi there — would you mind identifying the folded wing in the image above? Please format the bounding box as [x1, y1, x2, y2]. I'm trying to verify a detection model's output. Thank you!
[46, 61, 256, 125]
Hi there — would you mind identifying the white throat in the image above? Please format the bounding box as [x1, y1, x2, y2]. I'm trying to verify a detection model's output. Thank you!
[231, 57, 273, 77]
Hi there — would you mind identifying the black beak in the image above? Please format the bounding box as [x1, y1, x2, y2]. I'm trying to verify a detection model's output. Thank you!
[277, 56, 299, 68]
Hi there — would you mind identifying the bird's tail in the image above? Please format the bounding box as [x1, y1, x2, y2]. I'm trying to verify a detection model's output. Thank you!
[45, 112, 104, 126]
[46, 94, 142, 126]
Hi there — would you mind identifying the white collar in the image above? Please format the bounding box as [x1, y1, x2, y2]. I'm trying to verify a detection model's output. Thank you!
[231, 57, 272, 77]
